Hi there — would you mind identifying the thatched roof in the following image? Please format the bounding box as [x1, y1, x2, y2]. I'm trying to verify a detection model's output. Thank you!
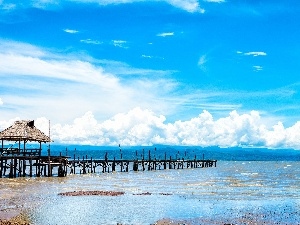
[0, 120, 51, 142]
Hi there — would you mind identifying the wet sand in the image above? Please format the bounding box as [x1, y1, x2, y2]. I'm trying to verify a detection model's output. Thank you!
[0, 210, 30, 225]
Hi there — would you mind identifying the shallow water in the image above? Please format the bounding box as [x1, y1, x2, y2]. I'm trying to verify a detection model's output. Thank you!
[1, 161, 300, 224]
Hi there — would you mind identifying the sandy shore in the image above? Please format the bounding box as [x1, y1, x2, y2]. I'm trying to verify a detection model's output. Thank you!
[0, 210, 30, 225]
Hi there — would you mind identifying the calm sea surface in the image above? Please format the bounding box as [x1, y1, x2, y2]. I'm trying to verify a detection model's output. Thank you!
[1, 146, 300, 224]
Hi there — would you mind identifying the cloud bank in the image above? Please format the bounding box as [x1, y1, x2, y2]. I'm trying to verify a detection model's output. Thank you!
[0, 39, 179, 123]
[2, 108, 295, 149]
[1, 0, 205, 13]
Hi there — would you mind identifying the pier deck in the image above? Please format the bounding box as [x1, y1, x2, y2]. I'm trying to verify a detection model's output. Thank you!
[0, 154, 217, 178]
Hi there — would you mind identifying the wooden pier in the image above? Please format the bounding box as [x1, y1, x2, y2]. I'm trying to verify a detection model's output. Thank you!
[0, 153, 217, 178]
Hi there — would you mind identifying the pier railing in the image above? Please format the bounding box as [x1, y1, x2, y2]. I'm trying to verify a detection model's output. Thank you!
[67, 158, 217, 174]
[0, 148, 41, 156]
[0, 150, 217, 178]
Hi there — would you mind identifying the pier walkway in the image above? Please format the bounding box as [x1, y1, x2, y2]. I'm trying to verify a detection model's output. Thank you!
[0, 153, 217, 178]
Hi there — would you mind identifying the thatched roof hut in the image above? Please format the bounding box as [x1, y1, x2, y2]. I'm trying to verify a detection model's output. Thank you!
[0, 120, 51, 142]
[0, 120, 51, 156]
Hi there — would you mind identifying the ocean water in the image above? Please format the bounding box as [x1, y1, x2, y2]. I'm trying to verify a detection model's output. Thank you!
[1, 146, 300, 224]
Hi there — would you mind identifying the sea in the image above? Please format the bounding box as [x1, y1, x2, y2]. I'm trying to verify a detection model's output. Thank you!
[1, 145, 300, 225]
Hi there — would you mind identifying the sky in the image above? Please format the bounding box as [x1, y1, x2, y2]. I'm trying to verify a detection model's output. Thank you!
[0, 0, 300, 148]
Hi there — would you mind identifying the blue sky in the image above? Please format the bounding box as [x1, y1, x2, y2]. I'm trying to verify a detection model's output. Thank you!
[1, 0, 300, 148]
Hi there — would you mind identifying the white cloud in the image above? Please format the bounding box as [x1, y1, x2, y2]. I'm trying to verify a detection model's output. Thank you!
[165, 0, 205, 13]
[141, 55, 165, 60]
[32, 0, 60, 9]
[1, 3, 16, 10]
[1, 39, 296, 147]
[157, 32, 174, 37]
[253, 65, 263, 71]
[112, 40, 128, 48]
[0, 40, 180, 123]
[0, 117, 21, 132]
[198, 57, 206, 65]
[244, 51, 267, 57]
[63, 29, 79, 34]
[142, 55, 153, 59]
[198, 55, 207, 71]
[0, 97, 3, 105]
[26, 108, 300, 149]
[0, 0, 206, 13]
[204, 0, 225, 3]
[80, 39, 103, 45]
[67, 0, 204, 13]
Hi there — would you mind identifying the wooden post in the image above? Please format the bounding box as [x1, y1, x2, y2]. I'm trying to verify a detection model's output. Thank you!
[18, 158, 22, 177]
[112, 157, 116, 172]
[91, 157, 95, 173]
[82, 156, 86, 174]
[142, 158, 145, 171]
[64, 159, 68, 176]
[164, 152, 167, 170]
[73, 154, 76, 174]
[9, 160, 13, 178]
[22, 159, 26, 177]
[44, 164, 47, 176]
[58, 165, 64, 177]
[104, 152, 108, 173]
[3, 159, 7, 176]
[29, 157, 32, 177]
[0, 158, 2, 178]
[148, 150, 151, 171]
[37, 159, 41, 177]
[13, 157, 17, 178]
[47, 148, 51, 177]
[133, 161, 138, 171]
[78, 156, 81, 174]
